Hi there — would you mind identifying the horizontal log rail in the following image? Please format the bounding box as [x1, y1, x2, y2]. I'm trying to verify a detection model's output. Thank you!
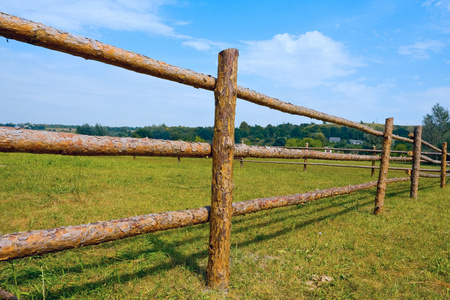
[421, 140, 442, 153]
[0, 177, 409, 261]
[0, 127, 385, 161]
[419, 172, 450, 178]
[0, 12, 411, 143]
[421, 154, 441, 165]
[236, 159, 444, 172]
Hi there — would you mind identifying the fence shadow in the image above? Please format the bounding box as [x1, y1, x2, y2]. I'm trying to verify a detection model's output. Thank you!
[18, 193, 376, 298]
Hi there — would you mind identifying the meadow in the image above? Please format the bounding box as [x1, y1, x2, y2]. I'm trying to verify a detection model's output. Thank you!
[0, 152, 448, 299]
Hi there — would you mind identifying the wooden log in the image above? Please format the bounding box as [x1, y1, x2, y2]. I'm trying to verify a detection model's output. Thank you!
[0, 12, 217, 91]
[0, 288, 18, 300]
[207, 49, 238, 290]
[419, 172, 450, 178]
[371, 146, 376, 177]
[238, 159, 444, 173]
[0, 177, 409, 262]
[420, 154, 441, 165]
[421, 140, 442, 153]
[410, 126, 422, 198]
[0, 12, 413, 143]
[303, 143, 308, 172]
[235, 144, 381, 161]
[1, 127, 385, 161]
[0, 127, 212, 157]
[442, 142, 447, 188]
[374, 118, 394, 215]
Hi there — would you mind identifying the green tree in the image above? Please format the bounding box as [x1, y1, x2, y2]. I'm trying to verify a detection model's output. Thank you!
[422, 103, 450, 147]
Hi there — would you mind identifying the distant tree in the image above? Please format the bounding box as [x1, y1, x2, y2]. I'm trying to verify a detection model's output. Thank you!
[273, 137, 286, 146]
[422, 103, 450, 147]
[76, 124, 92, 135]
[194, 136, 206, 143]
[285, 138, 302, 147]
[393, 127, 410, 138]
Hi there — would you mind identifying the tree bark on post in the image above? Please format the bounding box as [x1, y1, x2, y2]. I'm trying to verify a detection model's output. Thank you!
[371, 146, 376, 177]
[410, 126, 422, 198]
[206, 48, 239, 291]
[373, 118, 394, 215]
[441, 142, 447, 188]
[303, 143, 308, 172]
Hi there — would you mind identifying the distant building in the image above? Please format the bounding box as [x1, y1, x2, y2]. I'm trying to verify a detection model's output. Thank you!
[349, 139, 364, 145]
[329, 137, 341, 143]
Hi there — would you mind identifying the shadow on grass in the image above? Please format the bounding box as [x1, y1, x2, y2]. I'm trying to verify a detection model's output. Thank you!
[5, 182, 437, 298]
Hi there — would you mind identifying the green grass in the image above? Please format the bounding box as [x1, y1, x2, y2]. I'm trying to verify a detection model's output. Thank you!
[0, 153, 448, 299]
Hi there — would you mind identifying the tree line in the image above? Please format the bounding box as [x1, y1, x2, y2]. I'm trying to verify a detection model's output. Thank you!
[2, 103, 448, 151]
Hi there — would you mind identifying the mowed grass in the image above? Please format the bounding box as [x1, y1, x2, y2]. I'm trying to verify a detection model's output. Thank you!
[0, 152, 448, 299]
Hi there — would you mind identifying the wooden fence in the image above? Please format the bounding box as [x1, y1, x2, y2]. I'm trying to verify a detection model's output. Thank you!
[0, 11, 448, 296]
[237, 145, 449, 178]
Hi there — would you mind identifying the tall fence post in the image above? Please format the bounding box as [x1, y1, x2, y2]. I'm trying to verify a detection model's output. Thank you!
[441, 142, 447, 188]
[371, 145, 376, 177]
[206, 48, 239, 291]
[373, 118, 394, 215]
[410, 126, 422, 198]
[303, 142, 308, 172]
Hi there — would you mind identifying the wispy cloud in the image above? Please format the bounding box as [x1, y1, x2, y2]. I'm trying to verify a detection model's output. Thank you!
[239, 32, 364, 89]
[182, 38, 230, 52]
[398, 39, 445, 59]
[0, 0, 185, 37]
[422, 0, 450, 32]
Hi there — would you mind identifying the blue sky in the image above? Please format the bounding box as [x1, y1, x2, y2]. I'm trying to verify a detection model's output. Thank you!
[0, 0, 449, 127]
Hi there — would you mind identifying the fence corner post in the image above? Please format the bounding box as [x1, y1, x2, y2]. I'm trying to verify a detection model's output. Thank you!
[206, 48, 239, 291]
[374, 117, 393, 215]
[410, 126, 422, 198]
[441, 142, 447, 188]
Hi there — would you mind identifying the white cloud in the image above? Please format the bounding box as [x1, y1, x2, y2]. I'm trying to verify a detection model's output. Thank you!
[0, 0, 183, 37]
[398, 39, 445, 59]
[239, 32, 363, 89]
[182, 38, 230, 52]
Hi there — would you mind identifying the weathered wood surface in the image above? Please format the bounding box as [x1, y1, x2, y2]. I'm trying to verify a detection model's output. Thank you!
[421, 140, 442, 153]
[410, 126, 422, 198]
[0, 288, 18, 300]
[1, 127, 404, 162]
[0, 12, 412, 142]
[207, 49, 238, 290]
[0, 177, 409, 262]
[374, 118, 393, 215]
[420, 154, 441, 165]
[0, 127, 211, 157]
[237, 159, 444, 173]
[419, 172, 449, 178]
[441, 142, 447, 188]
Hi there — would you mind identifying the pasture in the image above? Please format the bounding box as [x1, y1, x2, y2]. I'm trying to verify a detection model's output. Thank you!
[0, 153, 448, 299]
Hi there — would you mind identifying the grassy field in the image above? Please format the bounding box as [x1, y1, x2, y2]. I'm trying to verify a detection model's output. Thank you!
[0, 152, 448, 299]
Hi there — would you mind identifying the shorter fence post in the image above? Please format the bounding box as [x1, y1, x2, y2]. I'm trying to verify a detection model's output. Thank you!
[441, 142, 447, 188]
[240, 158, 244, 168]
[374, 118, 393, 215]
[410, 126, 422, 198]
[371, 146, 376, 177]
[303, 142, 308, 172]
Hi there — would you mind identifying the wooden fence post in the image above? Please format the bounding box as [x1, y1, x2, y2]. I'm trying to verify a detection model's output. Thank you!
[206, 48, 239, 291]
[371, 146, 376, 177]
[441, 142, 447, 188]
[373, 118, 393, 215]
[303, 142, 308, 172]
[410, 126, 422, 198]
